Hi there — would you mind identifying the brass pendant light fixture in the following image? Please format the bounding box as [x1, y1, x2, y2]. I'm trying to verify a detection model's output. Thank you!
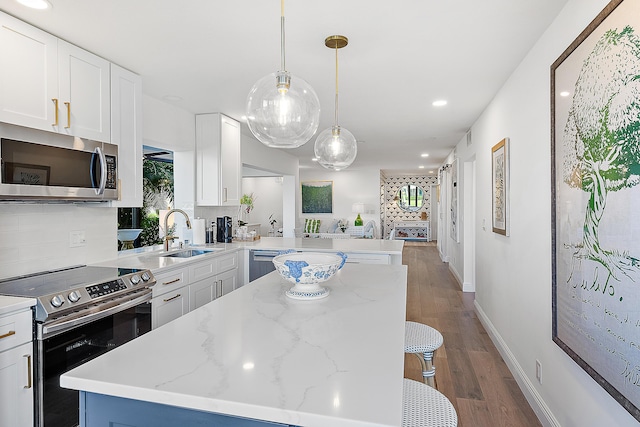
[245, 0, 321, 148]
[314, 35, 357, 171]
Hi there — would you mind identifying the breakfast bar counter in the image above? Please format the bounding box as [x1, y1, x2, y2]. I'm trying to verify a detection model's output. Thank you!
[61, 263, 408, 426]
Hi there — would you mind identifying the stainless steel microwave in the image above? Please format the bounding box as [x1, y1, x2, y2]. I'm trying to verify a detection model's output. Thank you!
[0, 123, 118, 201]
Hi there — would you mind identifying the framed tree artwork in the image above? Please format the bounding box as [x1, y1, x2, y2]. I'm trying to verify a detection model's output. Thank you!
[491, 138, 509, 236]
[551, 0, 640, 420]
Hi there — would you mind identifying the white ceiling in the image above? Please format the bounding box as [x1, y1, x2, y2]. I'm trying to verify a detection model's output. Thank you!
[0, 0, 568, 174]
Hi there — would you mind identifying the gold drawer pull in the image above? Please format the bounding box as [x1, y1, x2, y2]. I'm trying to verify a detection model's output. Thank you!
[0, 330, 16, 340]
[24, 355, 32, 389]
[163, 294, 181, 302]
[162, 278, 181, 285]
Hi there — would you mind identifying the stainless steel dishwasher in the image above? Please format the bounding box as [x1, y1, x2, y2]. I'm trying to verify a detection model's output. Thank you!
[249, 250, 280, 281]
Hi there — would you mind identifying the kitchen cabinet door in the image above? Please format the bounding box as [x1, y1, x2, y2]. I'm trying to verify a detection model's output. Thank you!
[58, 40, 111, 142]
[217, 268, 238, 297]
[189, 277, 216, 311]
[0, 12, 58, 132]
[152, 290, 189, 329]
[0, 342, 34, 427]
[110, 64, 143, 207]
[196, 113, 241, 206]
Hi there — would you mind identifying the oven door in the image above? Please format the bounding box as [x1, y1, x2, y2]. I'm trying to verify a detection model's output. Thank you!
[34, 292, 151, 427]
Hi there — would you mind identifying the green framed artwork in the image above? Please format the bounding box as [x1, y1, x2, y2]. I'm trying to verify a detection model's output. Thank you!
[301, 181, 333, 214]
[551, 0, 640, 421]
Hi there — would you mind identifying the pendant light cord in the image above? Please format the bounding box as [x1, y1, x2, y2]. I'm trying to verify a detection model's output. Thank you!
[334, 44, 339, 126]
[280, 0, 286, 71]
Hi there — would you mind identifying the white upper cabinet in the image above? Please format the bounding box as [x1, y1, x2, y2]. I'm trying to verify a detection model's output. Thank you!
[0, 12, 110, 142]
[0, 13, 58, 132]
[110, 64, 143, 207]
[57, 40, 110, 142]
[196, 113, 241, 206]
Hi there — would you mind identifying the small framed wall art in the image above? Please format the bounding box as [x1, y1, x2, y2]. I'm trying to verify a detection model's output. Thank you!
[491, 138, 509, 235]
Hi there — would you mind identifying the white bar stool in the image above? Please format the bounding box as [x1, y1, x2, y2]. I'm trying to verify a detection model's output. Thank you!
[405, 321, 444, 387]
[402, 378, 458, 426]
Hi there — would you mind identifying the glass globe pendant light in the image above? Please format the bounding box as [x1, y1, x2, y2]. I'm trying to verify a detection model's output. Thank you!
[314, 35, 357, 171]
[246, 0, 321, 148]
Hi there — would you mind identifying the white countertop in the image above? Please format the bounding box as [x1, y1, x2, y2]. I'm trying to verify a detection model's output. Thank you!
[97, 237, 404, 272]
[61, 263, 408, 426]
[0, 295, 35, 316]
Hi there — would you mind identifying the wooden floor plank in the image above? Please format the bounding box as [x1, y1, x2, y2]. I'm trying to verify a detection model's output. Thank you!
[402, 242, 541, 427]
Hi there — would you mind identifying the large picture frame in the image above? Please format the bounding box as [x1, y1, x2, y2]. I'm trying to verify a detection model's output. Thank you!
[301, 181, 333, 214]
[449, 159, 459, 242]
[551, 0, 640, 420]
[491, 138, 509, 236]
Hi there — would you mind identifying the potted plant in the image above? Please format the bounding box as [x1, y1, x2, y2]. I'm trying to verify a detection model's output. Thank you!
[240, 193, 255, 222]
[269, 214, 277, 230]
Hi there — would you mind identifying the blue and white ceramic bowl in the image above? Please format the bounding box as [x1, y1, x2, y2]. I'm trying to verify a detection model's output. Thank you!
[272, 251, 347, 300]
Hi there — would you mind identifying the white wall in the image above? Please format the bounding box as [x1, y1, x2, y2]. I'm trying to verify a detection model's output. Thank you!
[241, 176, 284, 236]
[299, 168, 381, 232]
[458, 0, 639, 425]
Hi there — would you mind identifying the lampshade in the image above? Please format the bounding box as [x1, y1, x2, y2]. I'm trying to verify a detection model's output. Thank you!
[352, 203, 365, 213]
[245, 0, 320, 148]
[314, 35, 357, 170]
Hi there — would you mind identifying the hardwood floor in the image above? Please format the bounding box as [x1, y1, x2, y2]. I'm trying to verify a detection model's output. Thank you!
[402, 242, 541, 427]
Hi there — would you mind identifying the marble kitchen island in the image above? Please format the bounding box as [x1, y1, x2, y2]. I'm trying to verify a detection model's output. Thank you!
[61, 263, 408, 426]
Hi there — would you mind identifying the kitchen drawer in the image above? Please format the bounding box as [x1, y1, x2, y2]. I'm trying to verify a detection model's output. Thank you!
[215, 253, 237, 274]
[152, 267, 189, 298]
[0, 309, 32, 353]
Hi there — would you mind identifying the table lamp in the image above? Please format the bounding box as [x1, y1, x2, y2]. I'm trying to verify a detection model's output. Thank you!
[352, 203, 365, 226]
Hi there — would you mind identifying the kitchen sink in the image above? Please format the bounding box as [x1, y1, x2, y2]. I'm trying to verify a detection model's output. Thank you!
[160, 248, 223, 258]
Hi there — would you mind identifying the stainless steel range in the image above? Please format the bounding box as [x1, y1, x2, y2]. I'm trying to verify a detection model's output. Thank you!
[0, 265, 156, 427]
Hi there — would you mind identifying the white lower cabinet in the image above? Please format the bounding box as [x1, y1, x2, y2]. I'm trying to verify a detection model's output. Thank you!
[151, 267, 189, 329]
[189, 277, 216, 311]
[0, 308, 34, 427]
[152, 252, 239, 328]
[151, 290, 189, 329]
[217, 268, 238, 297]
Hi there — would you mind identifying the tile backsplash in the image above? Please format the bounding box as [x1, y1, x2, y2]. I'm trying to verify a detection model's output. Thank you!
[0, 203, 117, 280]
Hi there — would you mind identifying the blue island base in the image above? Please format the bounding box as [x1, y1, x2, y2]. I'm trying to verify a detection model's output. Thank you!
[80, 392, 294, 427]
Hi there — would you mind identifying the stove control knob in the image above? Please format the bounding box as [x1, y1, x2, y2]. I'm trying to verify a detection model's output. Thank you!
[141, 272, 151, 282]
[130, 274, 141, 285]
[68, 291, 81, 303]
[50, 295, 65, 308]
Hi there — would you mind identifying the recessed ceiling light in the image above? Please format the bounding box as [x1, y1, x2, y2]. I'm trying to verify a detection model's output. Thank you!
[560, 91, 570, 97]
[421, 153, 429, 158]
[432, 100, 447, 107]
[429, 170, 434, 174]
[16, 0, 51, 9]
[419, 165, 425, 169]
[311, 158, 318, 162]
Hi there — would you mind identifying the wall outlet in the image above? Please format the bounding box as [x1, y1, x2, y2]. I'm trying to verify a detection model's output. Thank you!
[69, 230, 86, 247]
[535, 359, 542, 384]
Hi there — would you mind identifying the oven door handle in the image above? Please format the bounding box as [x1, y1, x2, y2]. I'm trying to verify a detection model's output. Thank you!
[42, 290, 152, 337]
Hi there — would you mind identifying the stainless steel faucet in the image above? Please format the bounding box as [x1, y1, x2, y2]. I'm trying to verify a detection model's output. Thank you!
[163, 209, 192, 251]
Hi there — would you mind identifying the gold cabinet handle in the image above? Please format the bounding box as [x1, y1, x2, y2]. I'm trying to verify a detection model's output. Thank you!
[163, 293, 181, 302]
[162, 278, 181, 285]
[64, 102, 71, 128]
[23, 355, 32, 389]
[52, 98, 59, 126]
[0, 330, 15, 340]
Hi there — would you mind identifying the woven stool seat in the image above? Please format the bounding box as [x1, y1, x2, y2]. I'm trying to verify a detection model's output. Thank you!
[405, 321, 444, 387]
[402, 378, 458, 427]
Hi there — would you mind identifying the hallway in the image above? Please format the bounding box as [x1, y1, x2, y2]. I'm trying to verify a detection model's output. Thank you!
[402, 243, 541, 427]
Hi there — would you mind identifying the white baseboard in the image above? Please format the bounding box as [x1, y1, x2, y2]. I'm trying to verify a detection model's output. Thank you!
[474, 301, 560, 427]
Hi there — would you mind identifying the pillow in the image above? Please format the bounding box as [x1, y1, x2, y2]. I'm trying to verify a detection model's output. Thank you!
[328, 219, 340, 233]
[304, 218, 321, 233]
